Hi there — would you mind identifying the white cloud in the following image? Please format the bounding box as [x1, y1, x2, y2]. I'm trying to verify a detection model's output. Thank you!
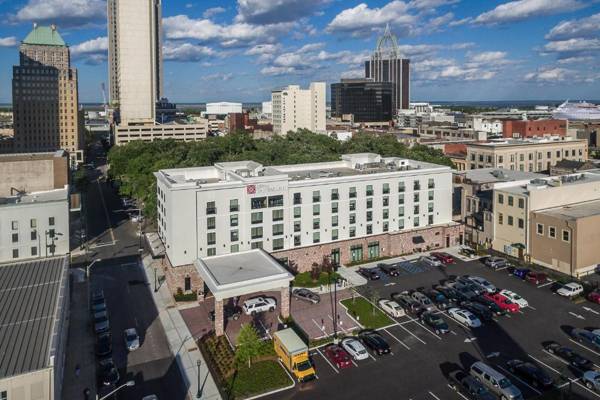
[543, 38, 600, 54]
[260, 66, 298, 76]
[473, 0, 585, 25]
[15, 0, 106, 27]
[162, 41, 215, 62]
[340, 68, 364, 79]
[0, 37, 17, 47]
[70, 36, 108, 64]
[545, 13, 600, 41]
[466, 51, 511, 65]
[201, 72, 233, 81]
[203, 6, 227, 18]
[557, 56, 595, 64]
[408, 0, 459, 9]
[524, 67, 574, 82]
[236, 0, 330, 24]
[326, 1, 417, 37]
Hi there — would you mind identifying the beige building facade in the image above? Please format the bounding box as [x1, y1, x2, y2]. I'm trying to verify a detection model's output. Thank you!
[272, 83, 326, 135]
[0, 151, 68, 197]
[466, 137, 587, 172]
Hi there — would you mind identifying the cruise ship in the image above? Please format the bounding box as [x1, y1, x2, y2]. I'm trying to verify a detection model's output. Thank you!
[553, 100, 600, 121]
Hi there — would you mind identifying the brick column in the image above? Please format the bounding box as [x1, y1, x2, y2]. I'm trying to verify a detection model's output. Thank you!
[214, 299, 224, 336]
[280, 286, 290, 318]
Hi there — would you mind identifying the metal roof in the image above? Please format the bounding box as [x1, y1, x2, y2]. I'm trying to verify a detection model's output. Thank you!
[0, 256, 68, 379]
[274, 328, 307, 355]
[23, 25, 66, 47]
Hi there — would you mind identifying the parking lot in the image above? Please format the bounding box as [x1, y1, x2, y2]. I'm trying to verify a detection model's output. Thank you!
[266, 252, 600, 400]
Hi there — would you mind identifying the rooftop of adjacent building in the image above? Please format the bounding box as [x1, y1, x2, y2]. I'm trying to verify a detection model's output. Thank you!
[467, 136, 586, 148]
[537, 199, 600, 220]
[155, 153, 450, 189]
[0, 256, 69, 379]
[460, 168, 546, 184]
[0, 186, 69, 206]
[0, 149, 67, 163]
[499, 171, 600, 195]
[22, 23, 66, 47]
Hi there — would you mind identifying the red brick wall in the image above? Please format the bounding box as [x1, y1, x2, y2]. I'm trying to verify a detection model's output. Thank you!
[503, 120, 567, 138]
[443, 143, 467, 156]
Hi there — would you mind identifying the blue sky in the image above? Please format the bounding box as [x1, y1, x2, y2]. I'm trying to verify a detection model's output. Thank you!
[1, 0, 600, 103]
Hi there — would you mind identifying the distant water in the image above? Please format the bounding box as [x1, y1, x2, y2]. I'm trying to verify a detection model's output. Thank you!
[420, 100, 600, 108]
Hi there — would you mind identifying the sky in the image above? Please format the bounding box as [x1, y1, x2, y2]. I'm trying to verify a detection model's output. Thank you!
[1, 0, 600, 103]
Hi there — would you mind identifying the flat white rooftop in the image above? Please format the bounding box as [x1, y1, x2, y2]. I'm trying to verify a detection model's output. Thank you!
[500, 172, 600, 195]
[0, 187, 68, 206]
[469, 136, 585, 148]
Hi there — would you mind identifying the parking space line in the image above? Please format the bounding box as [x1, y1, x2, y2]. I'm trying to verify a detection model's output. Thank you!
[383, 328, 411, 350]
[568, 338, 600, 357]
[558, 378, 581, 388]
[447, 384, 470, 400]
[495, 266, 508, 271]
[351, 360, 358, 367]
[527, 305, 537, 311]
[312, 318, 327, 335]
[316, 348, 339, 374]
[496, 365, 541, 395]
[407, 316, 442, 340]
[428, 391, 441, 400]
[537, 280, 554, 289]
[530, 354, 600, 399]
[367, 352, 377, 361]
[528, 354, 562, 374]
[398, 324, 427, 344]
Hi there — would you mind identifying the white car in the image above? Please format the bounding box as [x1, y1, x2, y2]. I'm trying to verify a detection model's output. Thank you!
[420, 255, 442, 267]
[499, 289, 528, 308]
[466, 276, 496, 294]
[410, 292, 435, 311]
[448, 308, 482, 328]
[557, 282, 584, 298]
[242, 296, 277, 315]
[124, 328, 140, 351]
[340, 337, 369, 361]
[378, 299, 406, 318]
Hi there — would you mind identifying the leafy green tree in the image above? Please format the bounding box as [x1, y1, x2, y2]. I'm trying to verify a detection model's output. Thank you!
[236, 324, 262, 368]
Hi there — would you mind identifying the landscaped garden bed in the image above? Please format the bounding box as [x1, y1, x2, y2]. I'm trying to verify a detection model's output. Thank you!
[340, 297, 393, 329]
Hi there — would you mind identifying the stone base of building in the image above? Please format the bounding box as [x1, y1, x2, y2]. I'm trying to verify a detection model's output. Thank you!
[162, 257, 205, 300]
[272, 223, 464, 273]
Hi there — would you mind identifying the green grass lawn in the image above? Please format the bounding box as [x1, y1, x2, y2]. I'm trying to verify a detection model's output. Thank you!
[340, 297, 393, 329]
[226, 360, 292, 399]
[292, 271, 340, 288]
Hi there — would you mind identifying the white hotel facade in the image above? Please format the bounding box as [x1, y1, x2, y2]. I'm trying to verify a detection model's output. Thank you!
[155, 153, 463, 278]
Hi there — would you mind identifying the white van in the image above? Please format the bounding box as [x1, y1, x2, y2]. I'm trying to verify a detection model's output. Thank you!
[470, 361, 523, 400]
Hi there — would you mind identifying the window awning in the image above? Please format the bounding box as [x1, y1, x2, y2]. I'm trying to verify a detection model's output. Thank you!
[412, 236, 425, 244]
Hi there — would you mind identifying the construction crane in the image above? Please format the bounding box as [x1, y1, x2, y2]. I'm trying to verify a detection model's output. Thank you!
[100, 82, 108, 116]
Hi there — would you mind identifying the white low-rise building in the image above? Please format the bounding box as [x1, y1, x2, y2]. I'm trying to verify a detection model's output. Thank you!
[205, 102, 242, 116]
[155, 153, 463, 272]
[0, 187, 69, 263]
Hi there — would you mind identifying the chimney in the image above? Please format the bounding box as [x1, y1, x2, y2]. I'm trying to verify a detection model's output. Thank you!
[51, 24, 56, 31]
[33, 22, 38, 29]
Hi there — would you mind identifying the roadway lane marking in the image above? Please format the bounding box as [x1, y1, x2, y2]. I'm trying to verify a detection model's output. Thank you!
[398, 324, 427, 345]
[428, 391, 441, 400]
[568, 338, 600, 357]
[447, 384, 470, 400]
[496, 365, 542, 396]
[383, 328, 411, 350]
[316, 348, 339, 374]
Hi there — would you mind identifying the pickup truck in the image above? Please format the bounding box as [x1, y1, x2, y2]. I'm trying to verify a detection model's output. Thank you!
[448, 370, 496, 399]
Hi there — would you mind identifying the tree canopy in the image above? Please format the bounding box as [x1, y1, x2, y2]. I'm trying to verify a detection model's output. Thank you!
[107, 130, 453, 221]
[235, 324, 263, 367]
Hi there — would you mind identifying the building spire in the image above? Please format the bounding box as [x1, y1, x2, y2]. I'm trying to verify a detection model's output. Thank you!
[375, 23, 400, 58]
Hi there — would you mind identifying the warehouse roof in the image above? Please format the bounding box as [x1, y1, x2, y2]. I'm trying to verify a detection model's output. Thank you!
[0, 256, 69, 379]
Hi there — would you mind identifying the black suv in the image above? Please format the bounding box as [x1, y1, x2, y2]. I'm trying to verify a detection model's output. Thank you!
[358, 330, 391, 356]
[378, 263, 400, 277]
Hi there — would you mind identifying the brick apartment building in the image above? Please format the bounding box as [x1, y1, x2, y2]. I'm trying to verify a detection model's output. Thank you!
[503, 119, 567, 139]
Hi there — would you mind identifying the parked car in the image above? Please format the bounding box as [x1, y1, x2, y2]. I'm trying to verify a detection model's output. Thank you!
[483, 293, 519, 313]
[358, 267, 380, 280]
[466, 276, 497, 294]
[525, 272, 548, 285]
[506, 359, 554, 390]
[340, 337, 369, 361]
[461, 302, 493, 322]
[358, 330, 391, 356]
[292, 288, 321, 304]
[453, 283, 479, 301]
[209, 305, 243, 322]
[124, 328, 140, 351]
[474, 295, 507, 316]
[583, 371, 600, 391]
[423, 289, 452, 310]
[512, 268, 531, 279]
[557, 282, 584, 298]
[378, 263, 400, 277]
[391, 292, 424, 316]
[456, 278, 485, 296]
[93, 310, 110, 334]
[448, 370, 496, 400]
[410, 291, 435, 311]
[544, 342, 593, 369]
[323, 344, 352, 369]
[378, 299, 406, 318]
[588, 290, 600, 304]
[420, 255, 442, 267]
[431, 252, 455, 264]
[91, 297, 107, 313]
[571, 328, 600, 350]
[448, 308, 482, 328]
[242, 297, 276, 315]
[459, 247, 478, 259]
[96, 332, 112, 357]
[420, 311, 449, 334]
[499, 289, 529, 308]
[91, 289, 105, 302]
[98, 357, 120, 386]
[484, 257, 507, 269]
[435, 285, 463, 303]
[470, 362, 523, 400]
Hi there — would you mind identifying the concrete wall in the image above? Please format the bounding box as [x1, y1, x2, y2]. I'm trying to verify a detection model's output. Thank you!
[0, 368, 53, 400]
[492, 190, 528, 256]
[0, 155, 68, 196]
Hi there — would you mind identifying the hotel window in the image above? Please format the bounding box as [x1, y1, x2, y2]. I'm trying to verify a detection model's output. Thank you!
[349, 214, 356, 224]
[313, 218, 320, 229]
[230, 199, 239, 212]
[13, 249, 19, 259]
[428, 178, 435, 189]
[331, 202, 339, 214]
[230, 214, 238, 227]
[414, 205, 420, 215]
[313, 232, 320, 243]
[294, 220, 301, 232]
[332, 229, 339, 241]
[383, 183, 390, 194]
[383, 209, 389, 219]
[508, 216, 514, 226]
[519, 154, 524, 162]
[207, 232, 216, 245]
[251, 212, 263, 224]
[206, 201, 216, 215]
[399, 206, 405, 217]
[508, 196, 514, 206]
[30, 219, 37, 228]
[251, 227, 263, 239]
[518, 218, 524, 229]
[273, 224, 284, 236]
[414, 180, 421, 191]
[366, 185, 374, 196]
[498, 156, 504, 163]
[366, 211, 373, 222]
[349, 200, 356, 211]
[312, 191, 320, 203]
[31, 230, 37, 240]
[332, 215, 338, 227]
[536, 223, 544, 235]
[49, 217, 55, 226]
[331, 188, 339, 200]
[273, 209, 284, 221]
[428, 203, 434, 213]
[313, 204, 320, 216]
[428, 191, 434, 201]
[349, 187, 357, 198]
[31, 246, 37, 256]
[562, 230, 570, 242]
[251, 197, 267, 209]
[398, 182, 405, 193]
[383, 196, 389, 207]
[498, 213, 503, 225]
[268, 195, 284, 207]
[273, 238, 284, 250]
[498, 194, 504, 204]
[367, 198, 373, 209]
[294, 235, 301, 246]
[293, 192, 302, 204]
[366, 225, 373, 235]
[207, 217, 216, 230]
[518, 198, 524, 209]
[399, 194, 405, 205]
[349, 227, 356, 237]
[414, 216, 420, 227]
[230, 244, 239, 253]
[11, 221, 18, 230]
[383, 221, 389, 232]
[12, 233, 18, 243]
[428, 215, 434, 225]
[251, 242, 263, 249]
[230, 230, 239, 241]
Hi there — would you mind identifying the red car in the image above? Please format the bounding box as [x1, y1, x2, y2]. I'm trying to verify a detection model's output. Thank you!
[525, 272, 547, 285]
[484, 293, 520, 313]
[323, 344, 353, 369]
[431, 252, 455, 265]
[588, 290, 600, 304]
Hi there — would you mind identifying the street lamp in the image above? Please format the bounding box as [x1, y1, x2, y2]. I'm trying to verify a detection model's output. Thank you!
[97, 380, 135, 400]
[86, 258, 103, 280]
[45, 230, 63, 257]
[196, 359, 202, 398]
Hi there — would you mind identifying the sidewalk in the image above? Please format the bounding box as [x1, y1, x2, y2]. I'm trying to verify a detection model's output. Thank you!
[62, 269, 96, 400]
[141, 256, 222, 400]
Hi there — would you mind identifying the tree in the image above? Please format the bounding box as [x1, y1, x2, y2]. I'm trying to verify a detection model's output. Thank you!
[236, 324, 262, 368]
[369, 288, 380, 316]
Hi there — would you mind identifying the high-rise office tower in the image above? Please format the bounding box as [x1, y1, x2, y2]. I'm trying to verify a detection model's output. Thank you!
[365, 24, 410, 113]
[12, 24, 83, 164]
[108, 0, 163, 125]
[271, 83, 326, 135]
